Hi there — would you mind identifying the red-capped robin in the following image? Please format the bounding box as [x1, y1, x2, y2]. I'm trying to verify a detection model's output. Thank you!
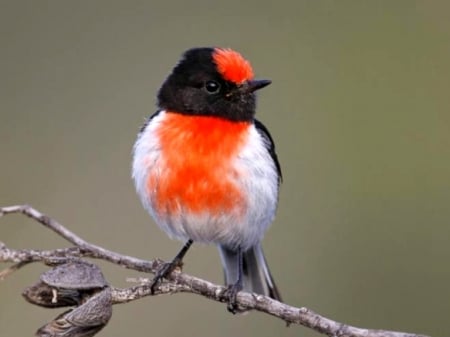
[132, 47, 282, 312]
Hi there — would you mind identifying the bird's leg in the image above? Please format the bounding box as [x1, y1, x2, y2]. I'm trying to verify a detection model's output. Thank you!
[225, 246, 243, 313]
[150, 239, 193, 293]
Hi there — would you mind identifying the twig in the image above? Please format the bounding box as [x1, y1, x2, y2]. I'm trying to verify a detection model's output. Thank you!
[0, 205, 430, 337]
[0, 261, 30, 280]
[0, 205, 154, 272]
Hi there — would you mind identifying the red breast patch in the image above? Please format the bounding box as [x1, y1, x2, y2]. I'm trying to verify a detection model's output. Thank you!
[147, 113, 250, 216]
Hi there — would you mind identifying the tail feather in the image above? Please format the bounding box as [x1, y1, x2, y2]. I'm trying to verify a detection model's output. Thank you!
[218, 244, 281, 301]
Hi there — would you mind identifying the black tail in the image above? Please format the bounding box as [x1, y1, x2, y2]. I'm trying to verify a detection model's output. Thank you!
[218, 244, 282, 301]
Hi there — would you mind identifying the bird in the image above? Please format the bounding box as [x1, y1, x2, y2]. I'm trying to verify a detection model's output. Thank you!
[132, 47, 282, 312]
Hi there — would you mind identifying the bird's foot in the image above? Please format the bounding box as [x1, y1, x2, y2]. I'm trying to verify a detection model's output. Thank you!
[149, 257, 183, 294]
[224, 282, 243, 314]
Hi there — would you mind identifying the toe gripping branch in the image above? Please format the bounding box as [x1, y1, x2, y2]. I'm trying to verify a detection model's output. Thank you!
[150, 239, 193, 293]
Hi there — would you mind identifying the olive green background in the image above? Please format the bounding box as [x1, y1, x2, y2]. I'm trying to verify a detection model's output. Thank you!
[1, 1, 449, 337]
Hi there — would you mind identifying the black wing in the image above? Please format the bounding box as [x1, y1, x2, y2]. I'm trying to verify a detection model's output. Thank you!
[138, 110, 161, 134]
[254, 119, 282, 183]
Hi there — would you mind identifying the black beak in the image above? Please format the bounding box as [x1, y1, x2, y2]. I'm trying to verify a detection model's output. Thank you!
[243, 79, 272, 93]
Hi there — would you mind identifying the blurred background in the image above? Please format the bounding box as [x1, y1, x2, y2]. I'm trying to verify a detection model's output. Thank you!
[1, 1, 449, 336]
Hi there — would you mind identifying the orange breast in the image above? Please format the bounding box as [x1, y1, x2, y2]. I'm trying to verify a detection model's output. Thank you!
[147, 113, 250, 216]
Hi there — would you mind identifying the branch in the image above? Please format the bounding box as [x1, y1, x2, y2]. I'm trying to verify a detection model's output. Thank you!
[0, 205, 429, 337]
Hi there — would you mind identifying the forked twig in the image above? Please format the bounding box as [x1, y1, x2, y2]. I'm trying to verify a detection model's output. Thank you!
[0, 205, 430, 337]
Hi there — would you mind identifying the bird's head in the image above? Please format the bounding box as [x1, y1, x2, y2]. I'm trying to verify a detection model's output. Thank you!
[157, 47, 271, 121]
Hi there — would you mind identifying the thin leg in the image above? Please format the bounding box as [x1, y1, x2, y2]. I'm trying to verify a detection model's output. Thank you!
[225, 246, 243, 313]
[150, 239, 193, 293]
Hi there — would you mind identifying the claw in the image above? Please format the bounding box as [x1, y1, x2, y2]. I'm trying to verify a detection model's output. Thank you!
[225, 281, 243, 314]
[148, 239, 193, 294]
[149, 258, 183, 293]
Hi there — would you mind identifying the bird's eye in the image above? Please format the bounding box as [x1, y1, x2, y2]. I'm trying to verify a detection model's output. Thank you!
[204, 81, 221, 94]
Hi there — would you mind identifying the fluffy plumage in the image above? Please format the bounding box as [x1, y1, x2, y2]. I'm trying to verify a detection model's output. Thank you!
[132, 47, 282, 304]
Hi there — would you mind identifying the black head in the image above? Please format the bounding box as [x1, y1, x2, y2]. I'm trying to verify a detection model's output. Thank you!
[157, 47, 271, 122]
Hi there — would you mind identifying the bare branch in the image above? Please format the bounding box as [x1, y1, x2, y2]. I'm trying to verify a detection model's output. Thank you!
[0, 205, 153, 272]
[1, 205, 430, 337]
[0, 261, 30, 280]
